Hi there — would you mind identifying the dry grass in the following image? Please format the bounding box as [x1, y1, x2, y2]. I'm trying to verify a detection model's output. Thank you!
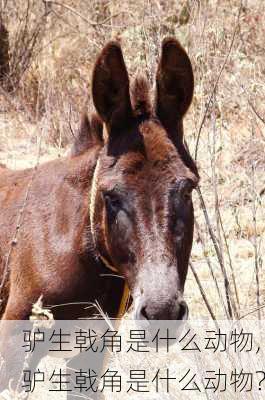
[0, 0, 264, 322]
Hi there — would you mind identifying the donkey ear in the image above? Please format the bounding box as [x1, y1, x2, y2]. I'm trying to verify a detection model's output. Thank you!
[155, 38, 194, 142]
[92, 41, 133, 135]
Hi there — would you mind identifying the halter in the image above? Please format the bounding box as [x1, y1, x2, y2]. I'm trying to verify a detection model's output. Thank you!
[90, 158, 130, 317]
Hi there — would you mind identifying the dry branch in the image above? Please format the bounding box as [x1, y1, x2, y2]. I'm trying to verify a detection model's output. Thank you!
[194, 0, 243, 160]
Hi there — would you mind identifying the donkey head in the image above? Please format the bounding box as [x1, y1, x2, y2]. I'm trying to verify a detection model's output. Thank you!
[90, 38, 199, 320]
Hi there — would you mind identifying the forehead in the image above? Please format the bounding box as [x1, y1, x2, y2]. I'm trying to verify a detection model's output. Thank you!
[101, 120, 196, 188]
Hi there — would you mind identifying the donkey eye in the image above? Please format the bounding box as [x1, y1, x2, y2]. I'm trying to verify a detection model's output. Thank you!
[179, 179, 194, 202]
[103, 192, 122, 216]
[182, 187, 192, 201]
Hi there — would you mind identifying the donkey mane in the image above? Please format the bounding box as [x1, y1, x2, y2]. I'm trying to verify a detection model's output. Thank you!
[130, 74, 152, 118]
[71, 111, 103, 157]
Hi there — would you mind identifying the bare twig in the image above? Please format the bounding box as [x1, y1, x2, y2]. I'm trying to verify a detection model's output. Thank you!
[195, 219, 229, 318]
[196, 186, 235, 319]
[189, 261, 216, 320]
[237, 80, 265, 137]
[239, 303, 265, 320]
[210, 94, 239, 318]
[248, 99, 265, 128]
[217, 208, 240, 309]
[6, 0, 51, 89]
[250, 120, 261, 320]
[42, 0, 125, 27]
[194, 0, 243, 160]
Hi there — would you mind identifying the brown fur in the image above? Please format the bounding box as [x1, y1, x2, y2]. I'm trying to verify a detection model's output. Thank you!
[0, 22, 10, 87]
[131, 74, 152, 118]
[71, 111, 103, 157]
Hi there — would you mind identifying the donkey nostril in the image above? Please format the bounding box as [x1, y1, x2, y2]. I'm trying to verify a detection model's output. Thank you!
[178, 301, 188, 320]
[140, 306, 149, 320]
[135, 300, 149, 320]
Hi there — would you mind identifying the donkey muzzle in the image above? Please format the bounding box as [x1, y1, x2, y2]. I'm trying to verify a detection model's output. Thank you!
[134, 297, 189, 321]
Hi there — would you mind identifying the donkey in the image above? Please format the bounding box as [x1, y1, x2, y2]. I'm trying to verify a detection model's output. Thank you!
[0, 37, 198, 324]
[0, 36, 199, 397]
